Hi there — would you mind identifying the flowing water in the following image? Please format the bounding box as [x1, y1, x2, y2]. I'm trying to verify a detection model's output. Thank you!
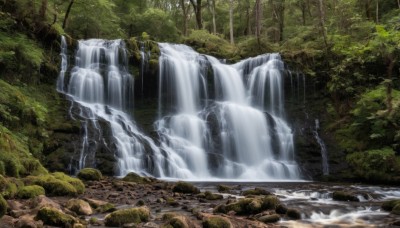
[59, 38, 301, 180]
[314, 119, 329, 175]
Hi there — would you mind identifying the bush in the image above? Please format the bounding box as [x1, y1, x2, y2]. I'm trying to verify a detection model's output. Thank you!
[17, 185, 45, 199]
[77, 168, 102, 181]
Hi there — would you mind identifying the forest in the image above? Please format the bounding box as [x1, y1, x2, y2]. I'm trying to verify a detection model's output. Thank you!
[0, 0, 400, 227]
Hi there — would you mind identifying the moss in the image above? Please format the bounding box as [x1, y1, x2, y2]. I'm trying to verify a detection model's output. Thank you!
[0, 161, 5, 176]
[122, 172, 151, 184]
[0, 175, 7, 191]
[258, 214, 280, 223]
[204, 191, 223, 200]
[104, 207, 150, 226]
[25, 174, 81, 196]
[172, 182, 200, 194]
[66, 199, 93, 216]
[217, 185, 231, 193]
[2, 181, 18, 199]
[382, 199, 400, 211]
[286, 208, 301, 220]
[275, 204, 288, 214]
[202, 216, 231, 228]
[242, 188, 270, 196]
[52, 172, 85, 194]
[77, 168, 102, 181]
[332, 191, 359, 202]
[162, 213, 177, 221]
[166, 216, 188, 228]
[392, 204, 400, 215]
[36, 207, 77, 227]
[17, 185, 45, 199]
[0, 195, 7, 218]
[215, 196, 279, 215]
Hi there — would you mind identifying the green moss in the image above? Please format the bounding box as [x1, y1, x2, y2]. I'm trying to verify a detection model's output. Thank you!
[242, 188, 270, 196]
[382, 199, 400, 211]
[17, 185, 45, 199]
[332, 191, 359, 202]
[215, 196, 279, 215]
[2, 181, 18, 199]
[36, 207, 77, 227]
[0, 161, 5, 176]
[104, 207, 150, 226]
[286, 208, 301, 220]
[52, 172, 85, 194]
[166, 216, 188, 228]
[0, 175, 7, 191]
[96, 203, 116, 213]
[77, 168, 102, 181]
[172, 182, 200, 194]
[25, 173, 83, 196]
[204, 191, 223, 200]
[122, 172, 151, 184]
[66, 199, 93, 216]
[0, 195, 7, 218]
[202, 216, 231, 228]
[258, 214, 280, 223]
[217, 185, 231, 193]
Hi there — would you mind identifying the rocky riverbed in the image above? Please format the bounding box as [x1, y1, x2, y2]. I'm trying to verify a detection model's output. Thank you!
[1, 171, 400, 227]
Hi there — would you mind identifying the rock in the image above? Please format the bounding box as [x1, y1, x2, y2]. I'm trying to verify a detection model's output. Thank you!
[275, 204, 288, 214]
[6, 200, 23, 211]
[214, 195, 279, 215]
[84, 198, 115, 213]
[286, 208, 301, 220]
[332, 191, 359, 202]
[104, 207, 150, 226]
[391, 220, 400, 226]
[35, 207, 77, 227]
[0, 195, 7, 218]
[143, 222, 158, 227]
[136, 199, 145, 206]
[17, 185, 45, 199]
[15, 215, 43, 228]
[202, 216, 232, 228]
[382, 199, 400, 211]
[392, 204, 400, 215]
[166, 197, 179, 207]
[164, 215, 189, 228]
[29, 195, 61, 210]
[204, 191, 223, 200]
[122, 172, 151, 184]
[77, 168, 102, 181]
[0, 215, 14, 228]
[242, 188, 270, 196]
[66, 199, 93, 215]
[217, 185, 231, 193]
[172, 182, 200, 194]
[258, 214, 280, 223]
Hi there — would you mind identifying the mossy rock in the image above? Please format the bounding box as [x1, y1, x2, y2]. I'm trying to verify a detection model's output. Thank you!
[77, 168, 102, 181]
[215, 196, 279, 215]
[1, 179, 19, 199]
[104, 207, 150, 226]
[122, 172, 151, 184]
[0, 195, 7, 218]
[66, 199, 93, 216]
[0, 175, 7, 191]
[165, 216, 189, 228]
[85, 198, 116, 213]
[172, 182, 200, 194]
[242, 188, 270, 196]
[0, 161, 5, 176]
[17, 185, 45, 199]
[25, 173, 85, 196]
[202, 216, 231, 228]
[332, 191, 359, 202]
[261, 195, 280, 210]
[52, 172, 85, 194]
[217, 185, 231, 193]
[286, 208, 301, 220]
[382, 199, 400, 211]
[36, 207, 77, 227]
[275, 204, 288, 214]
[392, 204, 400, 215]
[258, 214, 280, 223]
[204, 191, 223, 200]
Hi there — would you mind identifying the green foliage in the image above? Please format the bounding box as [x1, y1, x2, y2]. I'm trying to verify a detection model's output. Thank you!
[346, 148, 400, 183]
[17, 185, 45, 199]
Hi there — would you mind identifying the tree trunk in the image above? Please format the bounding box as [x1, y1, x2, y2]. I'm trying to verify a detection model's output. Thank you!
[62, 0, 75, 29]
[386, 55, 396, 114]
[277, 0, 285, 41]
[398, 0, 400, 9]
[246, 1, 251, 35]
[301, 0, 306, 25]
[39, 0, 47, 19]
[318, 0, 329, 52]
[190, 0, 203, 29]
[376, 0, 379, 23]
[212, 0, 216, 34]
[255, 0, 262, 43]
[365, 0, 372, 20]
[229, 0, 234, 44]
[180, 0, 188, 36]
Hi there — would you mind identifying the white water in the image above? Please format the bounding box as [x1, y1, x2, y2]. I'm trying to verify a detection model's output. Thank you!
[56, 36, 67, 92]
[314, 119, 329, 175]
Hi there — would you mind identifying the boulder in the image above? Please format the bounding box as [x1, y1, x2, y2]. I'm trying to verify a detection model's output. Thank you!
[258, 214, 280, 223]
[382, 199, 400, 211]
[332, 191, 359, 202]
[202, 216, 232, 228]
[104, 207, 150, 227]
[122, 172, 151, 184]
[242, 188, 270, 196]
[172, 182, 200, 194]
[77, 168, 102, 181]
[66, 199, 93, 215]
[286, 208, 301, 220]
[35, 207, 77, 227]
[17, 185, 45, 199]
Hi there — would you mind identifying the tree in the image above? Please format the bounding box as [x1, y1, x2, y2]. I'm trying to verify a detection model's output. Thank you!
[255, 0, 262, 42]
[62, 0, 74, 29]
[229, 0, 234, 44]
[190, 0, 203, 29]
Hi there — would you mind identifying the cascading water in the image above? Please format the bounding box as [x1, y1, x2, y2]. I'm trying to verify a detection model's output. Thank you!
[313, 119, 329, 175]
[56, 36, 67, 92]
[58, 38, 302, 180]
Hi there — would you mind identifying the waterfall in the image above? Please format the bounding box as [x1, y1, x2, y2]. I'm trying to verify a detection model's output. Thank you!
[58, 38, 302, 180]
[56, 36, 67, 92]
[314, 119, 329, 175]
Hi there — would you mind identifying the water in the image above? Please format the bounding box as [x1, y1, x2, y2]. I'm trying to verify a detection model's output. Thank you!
[56, 36, 67, 92]
[58, 39, 301, 180]
[314, 119, 329, 175]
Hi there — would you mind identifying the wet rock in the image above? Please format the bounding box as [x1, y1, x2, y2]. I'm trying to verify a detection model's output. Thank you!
[77, 168, 102, 181]
[203, 216, 232, 228]
[391, 220, 400, 226]
[258, 214, 280, 223]
[16, 185, 45, 199]
[332, 191, 359, 202]
[15, 215, 43, 228]
[35, 206, 77, 227]
[0, 215, 14, 228]
[162, 213, 196, 228]
[242, 188, 270, 196]
[214, 195, 279, 215]
[136, 199, 145, 206]
[66, 199, 93, 215]
[382, 199, 400, 211]
[84, 198, 115, 213]
[286, 208, 301, 220]
[29, 195, 61, 210]
[217, 185, 231, 193]
[172, 182, 200, 194]
[166, 197, 180, 207]
[0, 195, 7, 218]
[104, 207, 150, 226]
[122, 172, 151, 184]
[6, 200, 23, 211]
[393, 204, 400, 215]
[275, 204, 288, 214]
[143, 222, 158, 227]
